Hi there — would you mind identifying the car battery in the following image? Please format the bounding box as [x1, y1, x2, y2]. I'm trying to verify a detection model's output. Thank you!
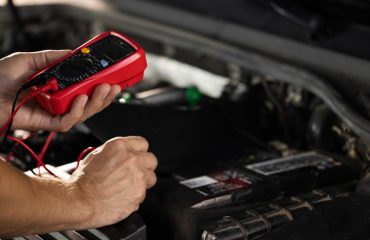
[200, 185, 353, 240]
[140, 151, 358, 240]
[243, 151, 358, 194]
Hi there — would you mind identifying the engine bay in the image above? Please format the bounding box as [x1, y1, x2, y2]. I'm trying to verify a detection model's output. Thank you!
[1, 2, 370, 240]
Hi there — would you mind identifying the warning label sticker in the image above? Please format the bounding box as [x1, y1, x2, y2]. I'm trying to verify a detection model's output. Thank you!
[180, 176, 218, 189]
[245, 151, 340, 176]
[179, 169, 260, 197]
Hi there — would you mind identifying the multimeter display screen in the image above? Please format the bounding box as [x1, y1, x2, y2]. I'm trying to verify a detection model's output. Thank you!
[94, 38, 135, 62]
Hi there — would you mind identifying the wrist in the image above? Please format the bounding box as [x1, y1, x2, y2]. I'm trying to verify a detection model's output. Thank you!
[65, 178, 97, 229]
[29, 176, 95, 231]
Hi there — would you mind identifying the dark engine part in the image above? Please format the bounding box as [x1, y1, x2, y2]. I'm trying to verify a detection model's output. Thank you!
[84, 102, 252, 166]
[201, 186, 350, 240]
[307, 105, 341, 150]
[262, 193, 370, 240]
[3, 213, 146, 240]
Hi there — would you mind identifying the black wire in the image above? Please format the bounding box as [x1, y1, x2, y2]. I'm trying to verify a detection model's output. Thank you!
[261, 80, 292, 142]
[29, 168, 38, 176]
[1, 145, 38, 175]
[216, 87, 271, 151]
[1, 74, 51, 150]
[7, 0, 23, 31]
[1, 88, 24, 148]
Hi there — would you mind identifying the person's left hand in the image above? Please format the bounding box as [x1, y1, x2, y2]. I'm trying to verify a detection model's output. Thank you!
[0, 50, 121, 132]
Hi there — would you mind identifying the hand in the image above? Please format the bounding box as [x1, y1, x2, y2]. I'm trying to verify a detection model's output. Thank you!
[0, 136, 157, 236]
[0, 51, 121, 132]
[70, 136, 158, 228]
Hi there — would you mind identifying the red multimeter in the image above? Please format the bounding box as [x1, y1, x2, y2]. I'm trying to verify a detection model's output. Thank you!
[28, 31, 147, 115]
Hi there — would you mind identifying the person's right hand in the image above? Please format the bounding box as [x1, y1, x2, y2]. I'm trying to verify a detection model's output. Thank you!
[70, 136, 158, 229]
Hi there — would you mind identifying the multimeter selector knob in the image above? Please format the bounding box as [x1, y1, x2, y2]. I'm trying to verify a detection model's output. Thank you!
[57, 57, 95, 81]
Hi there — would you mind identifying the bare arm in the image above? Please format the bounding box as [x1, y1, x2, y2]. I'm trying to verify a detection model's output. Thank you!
[0, 160, 89, 236]
[0, 136, 157, 238]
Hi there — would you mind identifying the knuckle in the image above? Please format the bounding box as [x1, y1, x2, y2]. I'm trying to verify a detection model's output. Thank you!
[132, 185, 146, 203]
[148, 174, 157, 188]
[152, 174, 158, 185]
[130, 136, 149, 149]
[139, 137, 149, 148]
[135, 136, 147, 142]
[136, 170, 146, 181]
[137, 187, 147, 202]
[149, 153, 158, 169]
[105, 138, 127, 152]
[125, 153, 139, 165]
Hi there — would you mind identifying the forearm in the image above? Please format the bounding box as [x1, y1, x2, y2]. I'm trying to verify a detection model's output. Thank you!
[0, 160, 92, 237]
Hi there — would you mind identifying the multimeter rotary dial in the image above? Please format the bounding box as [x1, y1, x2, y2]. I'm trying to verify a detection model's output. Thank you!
[55, 55, 99, 83]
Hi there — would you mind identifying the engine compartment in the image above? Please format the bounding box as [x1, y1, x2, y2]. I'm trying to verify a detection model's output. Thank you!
[1, 3, 370, 240]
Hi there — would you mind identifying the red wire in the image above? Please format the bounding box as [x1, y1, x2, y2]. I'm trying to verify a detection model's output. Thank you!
[1, 88, 95, 177]
[3, 134, 56, 176]
[0, 85, 53, 134]
[0, 94, 33, 134]
[6, 134, 32, 162]
[39, 131, 56, 161]
[2, 86, 61, 176]
[0, 91, 56, 176]
[36, 131, 56, 176]
[4, 131, 96, 176]
[5, 151, 14, 162]
[73, 147, 96, 173]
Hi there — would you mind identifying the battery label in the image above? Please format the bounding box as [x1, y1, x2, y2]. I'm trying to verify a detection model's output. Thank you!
[180, 176, 217, 189]
[179, 169, 260, 197]
[245, 151, 341, 176]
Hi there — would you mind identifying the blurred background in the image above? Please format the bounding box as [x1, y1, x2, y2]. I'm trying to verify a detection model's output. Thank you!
[2, 1, 370, 240]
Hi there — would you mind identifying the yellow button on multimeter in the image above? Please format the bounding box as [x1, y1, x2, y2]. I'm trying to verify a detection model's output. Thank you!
[81, 47, 91, 54]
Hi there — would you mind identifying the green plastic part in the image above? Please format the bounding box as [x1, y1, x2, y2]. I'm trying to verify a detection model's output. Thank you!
[186, 86, 202, 107]
[121, 92, 132, 103]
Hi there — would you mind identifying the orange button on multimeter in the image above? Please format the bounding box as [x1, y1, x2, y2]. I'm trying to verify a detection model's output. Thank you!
[81, 47, 91, 54]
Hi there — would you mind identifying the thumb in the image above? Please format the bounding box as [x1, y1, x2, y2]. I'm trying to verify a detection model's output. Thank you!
[25, 50, 71, 72]
[0, 50, 71, 85]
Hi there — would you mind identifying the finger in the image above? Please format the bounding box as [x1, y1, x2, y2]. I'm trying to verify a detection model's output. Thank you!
[0, 50, 71, 85]
[81, 84, 111, 120]
[102, 85, 121, 108]
[52, 95, 88, 132]
[145, 170, 157, 189]
[123, 136, 149, 152]
[138, 152, 158, 170]
[26, 50, 71, 72]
